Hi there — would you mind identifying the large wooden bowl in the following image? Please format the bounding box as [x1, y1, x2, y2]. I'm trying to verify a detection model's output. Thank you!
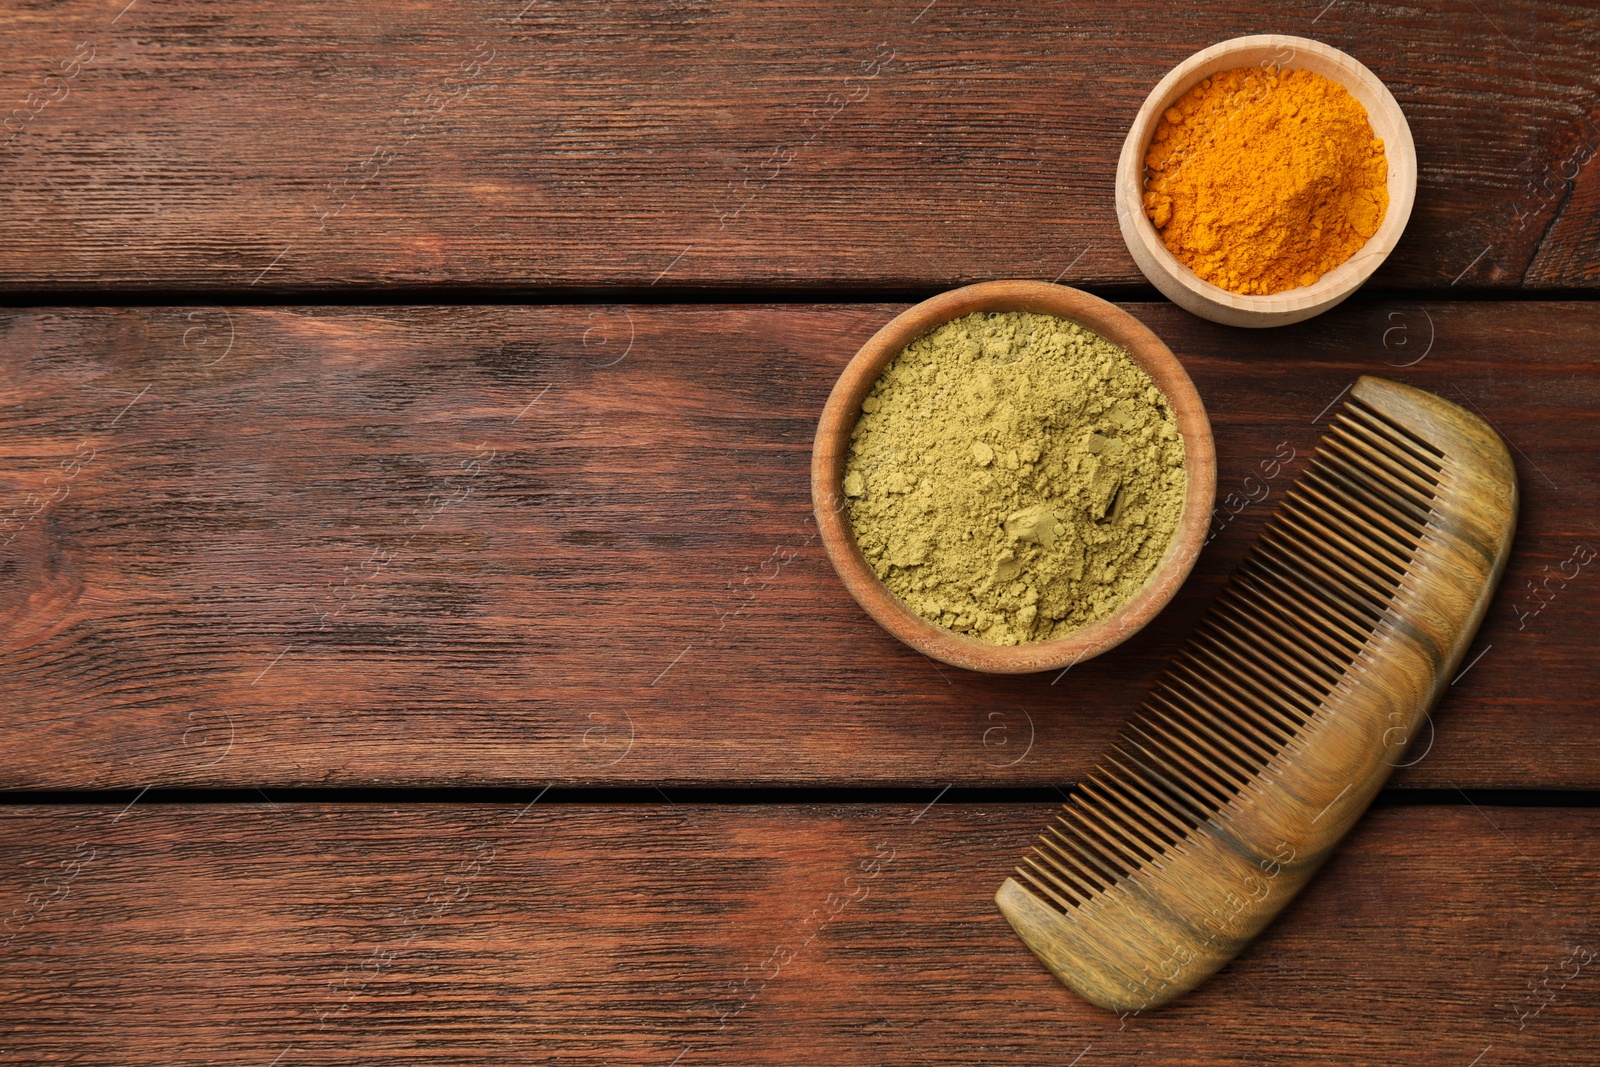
[811, 281, 1216, 674]
[1115, 35, 1417, 328]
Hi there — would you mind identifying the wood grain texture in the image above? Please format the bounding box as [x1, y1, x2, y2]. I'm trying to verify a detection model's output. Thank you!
[0, 302, 1594, 790]
[2, 0, 1598, 291]
[1, 803, 1595, 1064]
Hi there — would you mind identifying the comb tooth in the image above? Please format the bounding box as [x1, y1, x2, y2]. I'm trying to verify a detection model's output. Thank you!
[1102, 748, 1209, 832]
[1299, 465, 1422, 557]
[1211, 587, 1346, 685]
[1291, 478, 1415, 573]
[1186, 618, 1325, 721]
[1236, 561, 1369, 659]
[1350, 391, 1452, 460]
[1134, 703, 1255, 798]
[1016, 857, 1086, 912]
[1344, 395, 1445, 464]
[1316, 444, 1432, 528]
[1319, 437, 1435, 518]
[1124, 717, 1238, 805]
[1171, 646, 1305, 748]
[1028, 845, 1103, 906]
[1058, 806, 1143, 876]
[1060, 804, 1150, 873]
[1013, 863, 1074, 912]
[1310, 451, 1430, 537]
[1122, 722, 1234, 808]
[1045, 821, 1127, 887]
[1150, 672, 1281, 766]
[1143, 690, 1264, 785]
[1250, 530, 1383, 630]
[1171, 682, 1293, 778]
[1107, 742, 1213, 826]
[1163, 656, 1298, 749]
[1079, 772, 1181, 854]
[1325, 425, 1439, 503]
[1068, 798, 1162, 870]
[1207, 591, 1349, 694]
[1345, 394, 1446, 458]
[1253, 536, 1385, 632]
[1100, 758, 1203, 851]
[1203, 604, 1350, 713]
[1260, 521, 1393, 612]
[1098, 754, 1203, 838]
[1083, 769, 1189, 847]
[1331, 412, 1446, 489]
[1223, 584, 1356, 685]
[1160, 675, 1296, 784]
[1194, 625, 1332, 728]
[1277, 496, 1407, 592]
[1163, 651, 1311, 760]
[1276, 493, 1406, 592]
[1151, 668, 1281, 763]
[1226, 587, 1359, 709]
[1330, 413, 1442, 486]
[1029, 835, 1105, 896]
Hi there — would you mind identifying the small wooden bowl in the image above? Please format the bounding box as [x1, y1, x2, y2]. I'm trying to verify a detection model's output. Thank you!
[811, 280, 1216, 674]
[1115, 35, 1417, 328]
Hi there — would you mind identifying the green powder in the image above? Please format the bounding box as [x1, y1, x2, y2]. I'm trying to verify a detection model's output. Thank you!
[844, 310, 1187, 646]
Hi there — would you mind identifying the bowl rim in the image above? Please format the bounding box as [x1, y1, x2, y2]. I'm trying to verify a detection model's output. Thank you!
[810, 280, 1217, 675]
[1115, 34, 1418, 325]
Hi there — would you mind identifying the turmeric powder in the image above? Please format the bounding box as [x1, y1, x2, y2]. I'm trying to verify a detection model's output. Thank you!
[1142, 66, 1388, 295]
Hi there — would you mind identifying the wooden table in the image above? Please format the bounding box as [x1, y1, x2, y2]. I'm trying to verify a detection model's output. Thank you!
[3, 2, 1597, 1063]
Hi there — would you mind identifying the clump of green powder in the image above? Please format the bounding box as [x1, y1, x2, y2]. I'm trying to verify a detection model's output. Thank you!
[844, 310, 1187, 646]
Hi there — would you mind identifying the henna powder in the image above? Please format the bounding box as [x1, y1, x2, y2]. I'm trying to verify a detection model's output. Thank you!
[843, 311, 1187, 646]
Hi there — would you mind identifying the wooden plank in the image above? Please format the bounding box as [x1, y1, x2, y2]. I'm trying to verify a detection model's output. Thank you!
[1, 802, 1594, 1063]
[0, 302, 1594, 789]
[2, 1, 1598, 291]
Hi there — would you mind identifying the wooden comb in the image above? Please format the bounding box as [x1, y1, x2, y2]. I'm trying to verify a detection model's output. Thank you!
[996, 376, 1517, 1012]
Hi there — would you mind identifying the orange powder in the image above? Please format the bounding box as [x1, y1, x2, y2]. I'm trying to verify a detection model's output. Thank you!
[1142, 66, 1389, 295]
